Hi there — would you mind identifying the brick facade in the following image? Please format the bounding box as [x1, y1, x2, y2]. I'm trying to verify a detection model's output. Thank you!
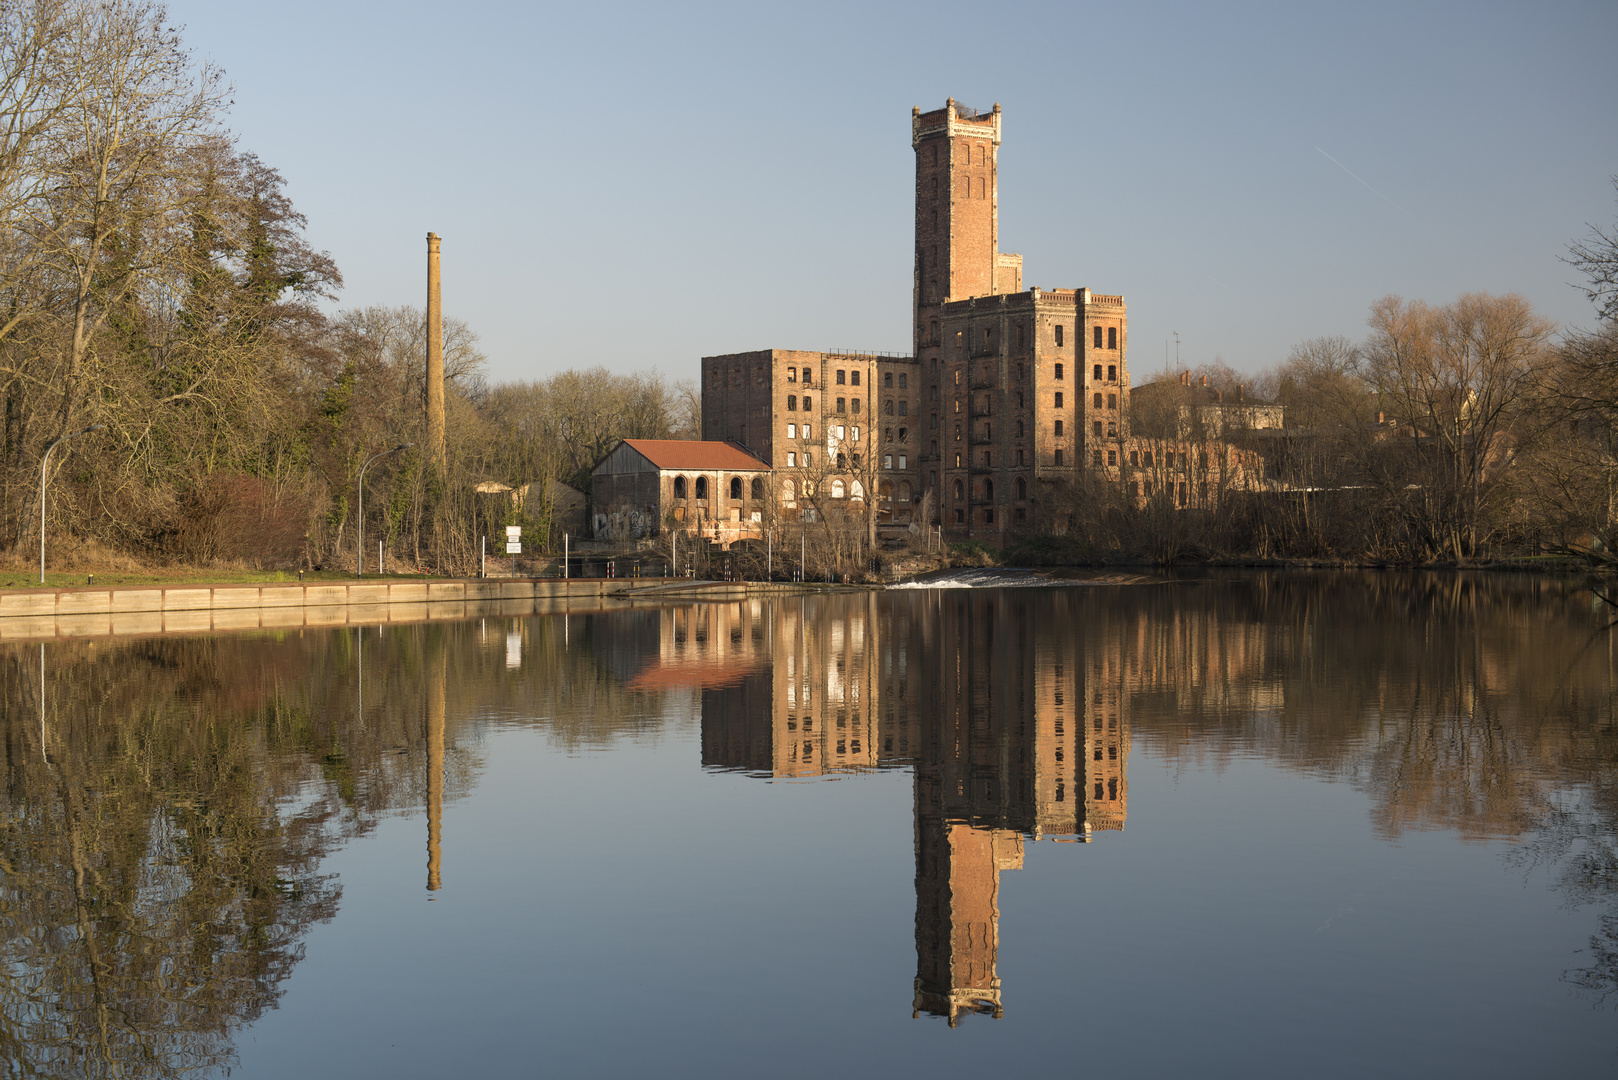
[700, 99, 1131, 543]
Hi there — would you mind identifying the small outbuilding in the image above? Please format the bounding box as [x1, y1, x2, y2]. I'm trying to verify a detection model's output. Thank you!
[591, 439, 772, 546]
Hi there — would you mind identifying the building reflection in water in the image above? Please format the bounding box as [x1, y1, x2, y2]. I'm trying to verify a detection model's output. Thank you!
[687, 591, 1132, 1025]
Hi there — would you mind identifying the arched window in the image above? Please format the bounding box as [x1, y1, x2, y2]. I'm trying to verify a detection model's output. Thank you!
[899, 480, 913, 501]
[1093, 364, 1103, 381]
[781, 479, 796, 505]
[850, 480, 864, 500]
[953, 479, 964, 500]
[985, 479, 995, 501]
[673, 476, 688, 499]
[751, 478, 763, 500]
[729, 477, 742, 500]
[1108, 327, 1117, 349]
[1055, 363, 1064, 381]
[694, 477, 708, 500]
[1016, 477, 1027, 500]
[1094, 326, 1103, 349]
[1015, 420, 1023, 438]
[831, 479, 846, 499]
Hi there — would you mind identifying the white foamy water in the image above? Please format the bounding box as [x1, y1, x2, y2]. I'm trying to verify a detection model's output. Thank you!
[889, 568, 1163, 589]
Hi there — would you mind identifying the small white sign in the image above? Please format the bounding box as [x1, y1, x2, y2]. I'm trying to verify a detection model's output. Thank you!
[506, 525, 522, 537]
[506, 542, 522, 554]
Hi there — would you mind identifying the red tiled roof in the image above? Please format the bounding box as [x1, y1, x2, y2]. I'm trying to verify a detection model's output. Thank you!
[621, 439, 770, 471]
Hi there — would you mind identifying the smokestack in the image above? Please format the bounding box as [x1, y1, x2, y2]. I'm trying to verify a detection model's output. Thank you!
[1378, 411, 1385, 424]
[425, 233, 445, 471]
[1200, 374, 1207, 387]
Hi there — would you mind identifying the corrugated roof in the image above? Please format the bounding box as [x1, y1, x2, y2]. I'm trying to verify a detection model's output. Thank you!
[620, 439, 771, 471]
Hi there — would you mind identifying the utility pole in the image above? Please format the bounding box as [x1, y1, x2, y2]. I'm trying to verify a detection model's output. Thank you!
[356, 444, 410, 576]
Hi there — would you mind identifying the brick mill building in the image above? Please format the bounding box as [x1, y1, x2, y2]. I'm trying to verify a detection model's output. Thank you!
[702, 99, 1133, 542]
[590, 439, 771, 545]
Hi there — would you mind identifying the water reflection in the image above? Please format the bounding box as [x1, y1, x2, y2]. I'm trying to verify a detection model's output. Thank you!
[0, 574, 1613, 1073]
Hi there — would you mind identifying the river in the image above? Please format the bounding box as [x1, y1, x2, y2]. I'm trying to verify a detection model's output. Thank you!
[2, 571, 1614, 1077]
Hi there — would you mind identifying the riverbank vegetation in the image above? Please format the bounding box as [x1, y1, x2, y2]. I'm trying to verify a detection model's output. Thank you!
[0, 1, 696, 579]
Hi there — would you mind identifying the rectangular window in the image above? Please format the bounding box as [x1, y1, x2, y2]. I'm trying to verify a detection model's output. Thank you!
[1108, 364, 1117, 381]
[1108, 393, 1117, 409]
[835, 425, 845, 440]
[803, 369, 813, 386]
[852, 398, 861, 413]
[898, 373, 908, 389]
[1054, 392, 1064, 408]
[1055, 448, 1063, 466]
[1055, 419, 1064, 437]
[898, 400, 908, 416]
[884, 454, 893, 469]
[1093, 421, 1103, 437]
[787, 423, 797, 438]
[803, 396, 813, 412]
[884, 372, 893, 388]
[1055, 363, 1064, 381]
[1144, 451, 1154, 467]
[1055, 324, 1064, 347]
[787, 452, 797, 467]
[851, 426, 860, 441]
[1108, 328, 1117, 349]
[898, 455, 907, 470]
[1094, 326, 1103, 349]
[787, 367, 797, 382]
[836, 397, 846, 413]
[954, 453, 962, 467]
[787, 395, 796, 410]
[802, 423, 812, 439]
[850, 370, 860, 386]
[1108, 450, 1117, 466]
[836, 370, 846, 385]
[1130, 450, 1139, 466]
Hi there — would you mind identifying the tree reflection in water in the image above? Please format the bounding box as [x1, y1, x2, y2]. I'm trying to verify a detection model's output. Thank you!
[0, 573, 1613, 1071]
[0, 617, 649, 1078]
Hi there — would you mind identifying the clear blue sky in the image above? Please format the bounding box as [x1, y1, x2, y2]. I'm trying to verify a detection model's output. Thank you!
[168, 0, 1618, 385]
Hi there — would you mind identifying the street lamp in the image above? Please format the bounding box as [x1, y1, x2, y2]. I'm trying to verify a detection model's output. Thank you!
[357, 444, 411, 576]
[40, 424, 104, 585]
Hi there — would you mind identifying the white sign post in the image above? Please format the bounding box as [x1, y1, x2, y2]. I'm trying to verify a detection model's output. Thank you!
[506, 525, 521, 555]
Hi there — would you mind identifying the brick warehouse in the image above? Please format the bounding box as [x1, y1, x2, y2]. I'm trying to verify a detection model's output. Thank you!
[702, 99, 1131, 543]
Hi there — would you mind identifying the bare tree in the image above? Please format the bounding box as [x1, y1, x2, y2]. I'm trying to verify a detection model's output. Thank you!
[1362, 293, 1556, 559]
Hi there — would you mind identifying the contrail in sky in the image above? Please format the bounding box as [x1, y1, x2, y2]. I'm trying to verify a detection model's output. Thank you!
[1314, 146, 1410, 216]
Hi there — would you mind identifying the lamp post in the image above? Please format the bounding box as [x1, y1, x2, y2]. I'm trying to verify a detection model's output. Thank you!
[357, 444, 411, 576]
[40, 424, 104, 585]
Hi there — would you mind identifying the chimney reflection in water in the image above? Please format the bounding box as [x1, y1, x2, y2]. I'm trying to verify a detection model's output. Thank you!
[685, 592, 1130, 1025]
[427, 638, 445, 892]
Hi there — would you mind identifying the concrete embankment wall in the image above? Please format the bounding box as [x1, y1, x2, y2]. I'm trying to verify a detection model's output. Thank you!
[0, 578, 799, 642]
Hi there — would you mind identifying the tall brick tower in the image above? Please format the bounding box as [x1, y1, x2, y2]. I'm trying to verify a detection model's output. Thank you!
[911, 101, 1021, 363]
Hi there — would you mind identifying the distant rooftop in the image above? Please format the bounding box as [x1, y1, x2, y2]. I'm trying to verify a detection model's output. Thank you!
[620, 439, 770, 472]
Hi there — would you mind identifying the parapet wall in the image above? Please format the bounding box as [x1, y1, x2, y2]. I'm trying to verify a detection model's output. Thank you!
[0, 578, 779, 642]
